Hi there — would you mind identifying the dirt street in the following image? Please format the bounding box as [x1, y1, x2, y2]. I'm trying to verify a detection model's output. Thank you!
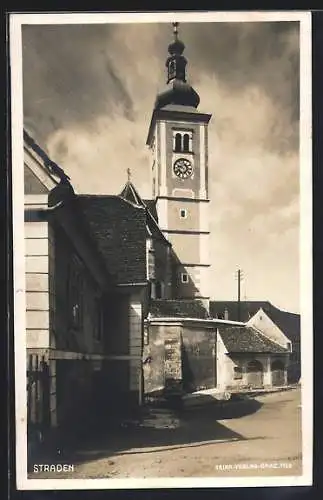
[29, 387, 302, 479]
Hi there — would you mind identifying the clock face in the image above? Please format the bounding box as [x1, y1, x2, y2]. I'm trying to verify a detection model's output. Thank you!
[173, 158, 193, 179]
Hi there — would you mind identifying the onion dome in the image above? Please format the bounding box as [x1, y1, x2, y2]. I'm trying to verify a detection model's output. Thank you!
[154, 22, 200, 110]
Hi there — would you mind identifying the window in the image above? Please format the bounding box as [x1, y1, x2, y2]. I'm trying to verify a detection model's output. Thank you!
[168, 59, 176, 81]
[173, 130, 193, 153]
[180, 208, 187, 218]
[183, 133, 190, 152]
[155, 281, 162, 299]
[234, 366, 243, 380]
[175, 133, 182, 152]
[181, 273, 189, 283]
[147, 238, 155, 280]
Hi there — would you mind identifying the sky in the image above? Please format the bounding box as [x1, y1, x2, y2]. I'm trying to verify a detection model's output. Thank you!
[22, 18, 301, 313]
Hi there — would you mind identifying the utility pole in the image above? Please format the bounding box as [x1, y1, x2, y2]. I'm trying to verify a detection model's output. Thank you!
[235, 269, 244, 321]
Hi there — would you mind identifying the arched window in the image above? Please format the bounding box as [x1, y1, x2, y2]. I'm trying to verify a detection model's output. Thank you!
[168, 60, 176, 80]
[175, 133, 182, 152]
[183, 133, 190, 152]
[155, 281, 162, 299]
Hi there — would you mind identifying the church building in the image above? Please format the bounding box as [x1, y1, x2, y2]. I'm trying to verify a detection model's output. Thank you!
[23, 23, 295, 443]
[142, 23, 293, 396]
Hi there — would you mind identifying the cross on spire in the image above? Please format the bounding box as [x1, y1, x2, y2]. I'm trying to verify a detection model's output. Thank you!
[173, 22, 179, 40]
[127, 167, 131, 182]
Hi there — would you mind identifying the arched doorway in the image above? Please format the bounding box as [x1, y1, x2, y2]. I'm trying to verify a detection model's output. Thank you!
[246, 360, 264, 388]
[271, 360, 285, 386]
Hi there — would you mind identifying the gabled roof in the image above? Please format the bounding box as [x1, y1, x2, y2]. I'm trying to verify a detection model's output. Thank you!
[119, 182, 170, 246]
[143, 199, 158, 222]
[210, 301, 300, 343]
[150, 299, 209, 319]
[119, 181, 143, 207]
[78, 195, 148, 285]
[24, 129, 70, 184]
[219, 326, 288, 354]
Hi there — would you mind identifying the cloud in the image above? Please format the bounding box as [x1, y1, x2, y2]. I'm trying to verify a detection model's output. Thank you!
[22, 20, 300, 312]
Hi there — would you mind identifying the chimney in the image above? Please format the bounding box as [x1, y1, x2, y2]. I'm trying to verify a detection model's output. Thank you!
[224, 308, 229, 320]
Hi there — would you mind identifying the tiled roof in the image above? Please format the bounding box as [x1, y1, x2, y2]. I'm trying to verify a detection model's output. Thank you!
[143, 199, 158, 222]
[78, 195, 147, 284]
[119, 183, 169, 246]
[210, 301, 300, 343]
[150, 299, 209, 319]
[119, 181, 143, 206]
[219, 326, 288, 354]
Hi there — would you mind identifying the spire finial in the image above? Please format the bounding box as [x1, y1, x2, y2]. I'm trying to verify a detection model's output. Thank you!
[173, 22, 179, 41]
[127, 167, 131, 182]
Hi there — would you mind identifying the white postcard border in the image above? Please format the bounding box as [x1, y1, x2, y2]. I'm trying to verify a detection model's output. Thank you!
[9, 10, 313, 490]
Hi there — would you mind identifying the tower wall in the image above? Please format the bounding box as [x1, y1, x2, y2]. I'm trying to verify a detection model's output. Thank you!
[147, 25, 212, 303]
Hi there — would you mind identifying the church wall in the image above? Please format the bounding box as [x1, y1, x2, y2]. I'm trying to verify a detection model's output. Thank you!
[167, 199, 199, 232]
[143, 321, 218, 395]
[165, 121, 201, 197]
[153, 239, 172, 299]
[181, 325, 217, 392]
[177, 265, 200, 298]
[143, 323, 182, 395]
[156, 122, 161, 194]
[128, 295, 143, 395]
[167, 232, 200, 263]
[202, 266, 211, 298]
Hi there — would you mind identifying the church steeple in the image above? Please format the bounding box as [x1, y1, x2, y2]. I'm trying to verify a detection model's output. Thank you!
[146, 21, 212, 305]
[166, 22, 187, 84]
[154, 22, 200, 110]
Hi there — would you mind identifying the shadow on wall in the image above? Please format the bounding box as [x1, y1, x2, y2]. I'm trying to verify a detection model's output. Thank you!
[181, 343, 196, 392]
[171, 250, 201, 299]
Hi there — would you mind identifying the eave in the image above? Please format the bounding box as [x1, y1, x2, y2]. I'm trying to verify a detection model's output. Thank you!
[146, 107, 212, 146]
[145, 316, 245, 328]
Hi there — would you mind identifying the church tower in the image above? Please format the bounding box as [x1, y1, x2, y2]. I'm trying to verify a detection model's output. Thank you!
[146, 22, 212, 306]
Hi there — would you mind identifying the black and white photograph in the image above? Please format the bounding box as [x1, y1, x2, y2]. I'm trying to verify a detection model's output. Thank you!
[10, 11, 312, 489]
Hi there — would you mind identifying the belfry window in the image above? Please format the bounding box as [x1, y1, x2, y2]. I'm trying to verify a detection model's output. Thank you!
[175, 133, 182, 152]
[183, 133, 190, 152]
[173, 130, 193, 153]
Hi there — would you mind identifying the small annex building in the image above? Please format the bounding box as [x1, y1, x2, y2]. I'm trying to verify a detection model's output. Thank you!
[210, 301, 300, 384]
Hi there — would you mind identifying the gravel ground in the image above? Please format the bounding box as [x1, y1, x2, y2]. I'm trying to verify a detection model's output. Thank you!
[29, 387, 302, 479]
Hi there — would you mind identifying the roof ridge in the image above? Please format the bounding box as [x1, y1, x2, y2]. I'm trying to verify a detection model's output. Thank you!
[79, 194, 146, 210]
[119, 181, 145, 207]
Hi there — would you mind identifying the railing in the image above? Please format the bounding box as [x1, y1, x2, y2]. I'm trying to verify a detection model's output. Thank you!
[26, 354, 50, 442]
